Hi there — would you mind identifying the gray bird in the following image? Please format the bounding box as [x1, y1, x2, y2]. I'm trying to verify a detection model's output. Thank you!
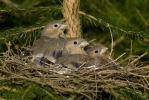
[56, 37, 89, 69]
[22, 20, 68, 66]
[86, 46, 108, 67]
[86, 46, 121, 70]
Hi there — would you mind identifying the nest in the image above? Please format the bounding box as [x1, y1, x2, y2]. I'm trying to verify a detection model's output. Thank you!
[0, 43, 149, 99]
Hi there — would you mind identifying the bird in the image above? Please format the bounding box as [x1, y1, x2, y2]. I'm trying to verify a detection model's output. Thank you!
[86, 46, 121, 70]
[22, 20, 68, 66]
[86, 46, 109, 67]
[56, 37, 89, 69]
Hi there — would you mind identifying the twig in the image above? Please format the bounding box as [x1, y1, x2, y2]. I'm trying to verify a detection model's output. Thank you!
[127, 52, 147, 66]
[107, 24, 113, 57]
[21, 86, 31, 100]
[43, 89, 58, 100]
[79, 11, 149, 44]
[113, 36, 124, 47]
[128, 40, 133, 65]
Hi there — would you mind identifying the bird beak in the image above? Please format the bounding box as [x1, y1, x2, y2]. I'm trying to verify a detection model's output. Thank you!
[60, 23, 68, 30]
[79, 41, 89, 47]
[100, 47, 108, 54]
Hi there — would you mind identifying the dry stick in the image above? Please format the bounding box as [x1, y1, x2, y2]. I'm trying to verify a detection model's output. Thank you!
[107, 24, 114, 57]
[140, 77, 148, 92]
[129, 65, 149, 71]
[94, 69, 98, 98]
[97, 70, 124, 75]
[127, 52, 147, 67]
[112, 52, 126, 62]
[136, 9, 148, 26]
[143, 77, 149, 90]
[52, 86, 92, 99]
[11, 76, 47, 86]
[88, 38, 96, 44]
[118, 54, 137, 65]
[97, 52, 126, 68]
[127, 40, 133, 66]
[63, 0, 81, 37]
[128, 81, 149, 91]
[4, 70, 47, 85]
[101, 79, 149, 91]
[128, 73, 149, 78]
[78, 11, 100, 22]
[113, 36, 124, 47]
[43, 89, 58, 100]
[21, 86, 32, 100]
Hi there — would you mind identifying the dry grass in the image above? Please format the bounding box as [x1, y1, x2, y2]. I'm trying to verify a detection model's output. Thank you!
[0, 42, 149, 99]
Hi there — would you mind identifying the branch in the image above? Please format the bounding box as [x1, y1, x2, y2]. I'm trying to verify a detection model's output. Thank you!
[79, 11, 149, 44]
[0, 26, 44, 40]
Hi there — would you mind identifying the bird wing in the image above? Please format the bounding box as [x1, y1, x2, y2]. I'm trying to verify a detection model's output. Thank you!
[88, 58, 100, 66]
[22, 36, 65, 64]
[43, 38, 65, 63]
[56, 54, 86, 69]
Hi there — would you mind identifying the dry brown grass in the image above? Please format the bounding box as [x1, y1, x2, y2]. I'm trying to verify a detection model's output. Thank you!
[0, 42, 149, 99]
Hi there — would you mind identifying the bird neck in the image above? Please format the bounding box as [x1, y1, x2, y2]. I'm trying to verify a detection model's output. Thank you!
[70, 49, 87, 55]
[41, 32, 66, 39]
[41, 33, 57, 38]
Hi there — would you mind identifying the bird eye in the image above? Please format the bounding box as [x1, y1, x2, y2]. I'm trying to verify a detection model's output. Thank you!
[95, 50, 99, 53]
[54, 24, 58, 27]
[73, 41, 78, 44]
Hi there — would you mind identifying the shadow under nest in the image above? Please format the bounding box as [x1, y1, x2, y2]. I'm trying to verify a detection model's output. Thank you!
[0, 46, 149, 99]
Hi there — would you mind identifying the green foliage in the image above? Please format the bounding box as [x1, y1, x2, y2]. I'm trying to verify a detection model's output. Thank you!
[114, 87, 149, 100]
[0, 6, 62, 17]
[0, 0, 149, 99]
[81, 0, 149, 59]
[0, 81, 62, 100]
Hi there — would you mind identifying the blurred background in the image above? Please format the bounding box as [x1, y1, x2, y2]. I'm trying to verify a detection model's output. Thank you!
[0, 0, 149, 61]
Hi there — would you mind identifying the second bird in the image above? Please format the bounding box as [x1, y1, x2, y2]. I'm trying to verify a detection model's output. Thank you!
[56, 37, 89, 69]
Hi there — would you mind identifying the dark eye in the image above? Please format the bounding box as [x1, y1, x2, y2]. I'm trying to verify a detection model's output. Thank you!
[54, 24, 58, 27]
[95, 50, 99, 53]
[73, 41, 78, 44]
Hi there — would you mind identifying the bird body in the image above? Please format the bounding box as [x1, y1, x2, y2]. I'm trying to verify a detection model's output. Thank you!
[56, 37, 89, 69]
[31, 36, 66, 63]
[86, 46, 108, 67]
[86, 46, 121, 70]
[56, 54, 87, 69]
[22, 20, 68, 65]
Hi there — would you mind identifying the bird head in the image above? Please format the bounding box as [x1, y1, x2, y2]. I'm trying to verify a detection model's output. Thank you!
[64, 37, 89, 54]
[41, 20, 68, 38]
[87, 46, 108, 58]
